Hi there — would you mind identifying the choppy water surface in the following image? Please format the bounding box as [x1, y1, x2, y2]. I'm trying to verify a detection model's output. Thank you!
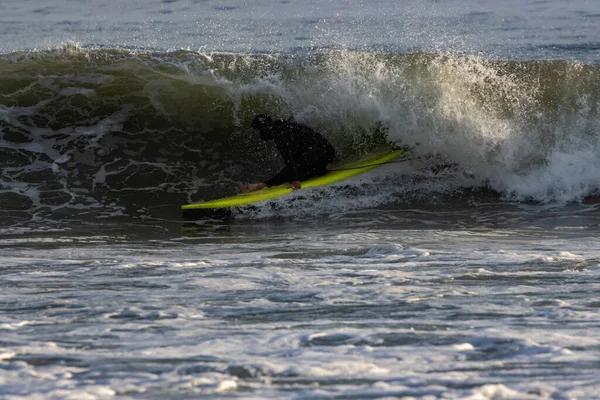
[1, 207, 600, 399]
[1, 0, 600, 398]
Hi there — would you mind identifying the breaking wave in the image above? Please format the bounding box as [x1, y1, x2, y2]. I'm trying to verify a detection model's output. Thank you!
[0, 44, 599, 223]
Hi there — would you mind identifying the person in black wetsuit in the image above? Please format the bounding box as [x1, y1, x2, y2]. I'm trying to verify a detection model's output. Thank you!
[241, 114, 336, 193]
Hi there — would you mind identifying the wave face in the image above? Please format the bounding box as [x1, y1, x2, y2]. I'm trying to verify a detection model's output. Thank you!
[1, 46, 599, 222]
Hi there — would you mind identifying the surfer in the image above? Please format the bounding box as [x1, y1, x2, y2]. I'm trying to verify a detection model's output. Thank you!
[242, 115, 336, 193]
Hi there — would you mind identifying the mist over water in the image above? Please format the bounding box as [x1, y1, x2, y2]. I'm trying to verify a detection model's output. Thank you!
[2, 1, 600, 399]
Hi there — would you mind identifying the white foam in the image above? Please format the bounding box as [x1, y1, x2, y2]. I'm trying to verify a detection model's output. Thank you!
[461, 384, 524, 400]
[1, 225, 600, 398]
[453, 343, 475, 351]
[222, 52, 600, 204]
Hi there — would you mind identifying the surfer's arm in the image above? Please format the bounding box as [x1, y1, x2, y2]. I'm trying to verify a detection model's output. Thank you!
[264, 167, 292, 187]
[276, 140, 302, 182]
[270, 128, 301, 178]
[264, 164, 301, 189]
[245, 152, 300, 190]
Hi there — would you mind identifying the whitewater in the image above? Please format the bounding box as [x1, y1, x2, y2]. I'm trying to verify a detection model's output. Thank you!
[1, 0, 600, 399]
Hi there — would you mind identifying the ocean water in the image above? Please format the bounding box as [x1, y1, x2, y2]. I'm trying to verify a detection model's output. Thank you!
[1, 0, 600, 398]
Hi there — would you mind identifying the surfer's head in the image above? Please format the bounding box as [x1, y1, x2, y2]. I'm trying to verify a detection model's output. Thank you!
[251, 114, 274, 140]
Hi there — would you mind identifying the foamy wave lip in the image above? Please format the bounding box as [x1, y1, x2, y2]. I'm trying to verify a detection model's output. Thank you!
[300, 330, 382, 347]
[0, 351, 16, 360]
[287, 360, 389, 378]
[173, 373, 238, 392]
[460, 384, 527, 400]
[0, 361, 235, 398]
[0, 320, 30, 331]
[499, 148, 600, 203]
[535, 251, 584, 263]
[453, 343, 476, 351]
[447, 248, 589, 270]
[306, 381, 450, 399]
[105, 306, 179, 320]
[463, 336, 575, 361]
[362, 243, 431, 258]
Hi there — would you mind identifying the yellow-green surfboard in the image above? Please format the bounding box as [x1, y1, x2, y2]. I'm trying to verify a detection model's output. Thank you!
[181, 149, 405, 216]
[182, 148, 405, 215]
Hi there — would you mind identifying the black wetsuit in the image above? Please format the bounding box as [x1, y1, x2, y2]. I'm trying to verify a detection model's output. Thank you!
[261, 120, 336, 187]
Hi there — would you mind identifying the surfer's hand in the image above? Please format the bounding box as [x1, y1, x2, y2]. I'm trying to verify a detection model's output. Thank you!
[241, 183, 267, 193]
[290, 181, 301, 190]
